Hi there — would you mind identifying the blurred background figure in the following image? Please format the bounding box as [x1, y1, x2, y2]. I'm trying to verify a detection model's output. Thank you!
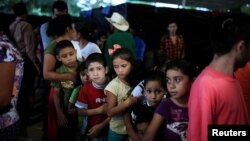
[9, 2, 41, 136]
[0, 22, 24, 141]
[160, 20, 185, 62]
[40, 0, 68, 51]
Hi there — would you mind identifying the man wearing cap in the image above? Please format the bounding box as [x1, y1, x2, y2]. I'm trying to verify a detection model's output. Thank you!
[104, 12, 136, 70]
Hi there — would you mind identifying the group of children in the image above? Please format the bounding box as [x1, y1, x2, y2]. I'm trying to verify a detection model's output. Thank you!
[50, 39, 197, 141]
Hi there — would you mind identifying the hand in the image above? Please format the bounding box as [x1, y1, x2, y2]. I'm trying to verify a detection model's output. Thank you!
[123, 96, 138, 108]
[68, 72, 77, 82]
[56, 111, 68, 128]
[67, 108, 78, 115]
[87, 124, 102, 138]
[97, 104, 107, 114]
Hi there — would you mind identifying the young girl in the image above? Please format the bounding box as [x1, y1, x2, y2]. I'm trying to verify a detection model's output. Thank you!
[125, 70, 167, 141]
[104, 47, 141, 141]
[142, 59, 196, 141]
[75, 53, 110, 141]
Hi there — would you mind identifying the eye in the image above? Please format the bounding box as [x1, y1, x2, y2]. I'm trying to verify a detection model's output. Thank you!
[88, 68, 94, 72]
[61, 54, 67, 58]
[146, 89, 152, 94]
[121, 64, 127, 68]
[155, 89, 163, 94]
[97, 66, 103, 71]
[69, 52, 74, 56]
[175, 77, 182, 83]
[166, 78, 171, 84]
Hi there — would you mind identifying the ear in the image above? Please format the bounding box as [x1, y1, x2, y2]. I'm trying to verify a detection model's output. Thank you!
[235, 40, 245, 53]
[56, 55, 61, 62]
[66, 26, 72, 33]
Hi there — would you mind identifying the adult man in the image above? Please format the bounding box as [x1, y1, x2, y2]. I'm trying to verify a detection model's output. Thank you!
[9, 2, 41, 131]
[104, 12, 136, 70]
[40, 1, 68, 50]
[160, 20, 185, 62]
[187, 13, 250, 141]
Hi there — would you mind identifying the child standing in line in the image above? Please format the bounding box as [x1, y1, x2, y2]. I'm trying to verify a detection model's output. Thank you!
[104, 47, 142, 141]
[51, 40, 80, 141]
[124, 70, 167, 141]
[142, 59, 196, 141]
[67, 61, 89, 141]
[75, 53, 110, 141]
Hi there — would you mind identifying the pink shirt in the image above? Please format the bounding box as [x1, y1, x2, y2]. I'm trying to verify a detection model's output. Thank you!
[235, 62, 250, 118]
[187, 67, 250, 141]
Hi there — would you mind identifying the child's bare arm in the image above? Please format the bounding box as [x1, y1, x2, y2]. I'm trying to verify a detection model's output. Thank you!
[67, 102, 78, 115]
[87, 117, 110, 138]
[124, 112, 140, 141]
[106, 91, 129, 117]
[142, 113, 164, 141]
[77, 104, 107, 116]
[53, 88, 67, 127]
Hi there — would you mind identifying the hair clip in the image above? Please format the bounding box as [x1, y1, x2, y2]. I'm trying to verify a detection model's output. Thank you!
[108, 44, 122, 55]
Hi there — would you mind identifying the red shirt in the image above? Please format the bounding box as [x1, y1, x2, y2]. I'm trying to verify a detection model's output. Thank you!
[77, 81, 107, 129]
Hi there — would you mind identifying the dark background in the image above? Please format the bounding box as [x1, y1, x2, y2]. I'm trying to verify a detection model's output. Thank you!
[1, 3, 216, 68]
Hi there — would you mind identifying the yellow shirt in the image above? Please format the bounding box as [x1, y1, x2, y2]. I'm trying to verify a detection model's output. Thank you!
[104, 77, 131, 134]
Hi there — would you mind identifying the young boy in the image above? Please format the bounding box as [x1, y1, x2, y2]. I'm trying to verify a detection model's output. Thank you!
[51, 40, 79, 141]
[68, 61, 89, 141]
[75, 53, 110, 141]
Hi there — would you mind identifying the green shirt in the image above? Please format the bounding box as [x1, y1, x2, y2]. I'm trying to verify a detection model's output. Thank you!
[44, 40, 57, 55]
[69, 85, 86, 131]
[104, 31, 136, 69]
[51, 61, 80, 109]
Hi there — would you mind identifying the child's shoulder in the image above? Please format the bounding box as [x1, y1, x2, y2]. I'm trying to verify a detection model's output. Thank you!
[107, 77, 119, 84]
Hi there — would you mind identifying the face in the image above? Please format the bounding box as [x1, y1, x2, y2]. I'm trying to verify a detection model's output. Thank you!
[144, 80, 165, 107]
[80, 70, 89, 84]
[168, 22, 177, 34]
[113, 57, 132, 81]
[166, 69, 191, 99]
[57, 47, 77, 68]
[136, 122, 149, 139]
[87, 62, 107, 84]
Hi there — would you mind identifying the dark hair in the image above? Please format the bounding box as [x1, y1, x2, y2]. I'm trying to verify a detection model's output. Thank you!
[47, 15, 74, 37]
[79, 61, 86, 72]
[134, 107, 154, 125]
[85, 53, 107, 68]
[12, 2, 27, 16]
[112, 48, 143, 87]
[112, 48, 135, 64]
[144, 70, 167, 91]
[165, 59, 197, 80]
[52, 1, 68, 13]
[55, 40, 74, 55]
[211, 13, 250, 56]
[74, 22, 92, 41]
[144, 49, 168, 71]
